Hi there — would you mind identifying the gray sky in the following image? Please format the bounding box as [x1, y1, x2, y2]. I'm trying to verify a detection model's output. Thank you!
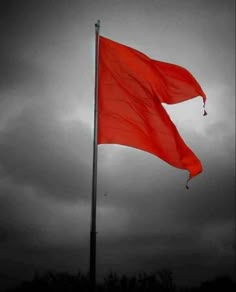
[0, 0, 235, 290]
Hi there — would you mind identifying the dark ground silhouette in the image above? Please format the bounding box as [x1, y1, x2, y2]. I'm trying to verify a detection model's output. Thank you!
[4, 270, 235, 292]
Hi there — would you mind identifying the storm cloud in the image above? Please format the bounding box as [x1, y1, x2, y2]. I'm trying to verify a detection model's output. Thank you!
[0, 0, 235, 290]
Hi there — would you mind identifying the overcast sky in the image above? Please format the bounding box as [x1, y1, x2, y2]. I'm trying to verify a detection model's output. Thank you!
[0, 0, 235, 290]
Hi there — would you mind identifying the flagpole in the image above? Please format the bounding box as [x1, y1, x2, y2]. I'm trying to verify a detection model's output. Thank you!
[90, 19, 100, 291]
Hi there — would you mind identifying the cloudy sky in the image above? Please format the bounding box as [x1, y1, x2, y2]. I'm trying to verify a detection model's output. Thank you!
[0, 0, 235, 290]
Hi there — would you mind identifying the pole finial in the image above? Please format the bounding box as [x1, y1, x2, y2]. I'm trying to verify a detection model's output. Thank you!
[95, 20, 100, 33]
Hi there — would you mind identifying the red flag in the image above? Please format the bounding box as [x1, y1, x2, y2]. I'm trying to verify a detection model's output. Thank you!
[97, 36, 206, 184]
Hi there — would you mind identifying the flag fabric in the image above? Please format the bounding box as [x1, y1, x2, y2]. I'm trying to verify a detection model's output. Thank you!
[97, 36, 206, 185]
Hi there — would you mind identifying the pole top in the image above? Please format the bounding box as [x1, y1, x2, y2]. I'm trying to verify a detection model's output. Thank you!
[95, 20, 100, 33]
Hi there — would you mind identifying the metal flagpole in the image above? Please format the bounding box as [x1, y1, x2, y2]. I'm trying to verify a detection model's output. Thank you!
[90, 19, 100, 291]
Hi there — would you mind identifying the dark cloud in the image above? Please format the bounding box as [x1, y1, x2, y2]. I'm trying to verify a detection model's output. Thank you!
[0, 184, 46, 247]
[97, 145, 234, 223]
[0, 102, 92, 201]
[0, 53, 46, 96]
[0, 181, 90, 289]
[0, 0, 235, 291]
[96, 227, 234, 286]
